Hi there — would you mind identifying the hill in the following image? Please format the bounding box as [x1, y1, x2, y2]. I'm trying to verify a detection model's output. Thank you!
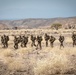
[0, 17, 76, 29]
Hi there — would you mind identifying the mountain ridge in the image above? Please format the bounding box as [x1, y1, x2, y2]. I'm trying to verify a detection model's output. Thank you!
[0, 17, 76, 29]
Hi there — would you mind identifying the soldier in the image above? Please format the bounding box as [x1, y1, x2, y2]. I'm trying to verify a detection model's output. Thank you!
[31, 35, 36, 47]
[18, 35, 24, 47]
[24, 36, 28, 47]
[5, 35, 9, 48]
[44, 33, 50, 47]
[14, 36, 19, 49]
[19, 35, 22, 43]
[21, 35, 25, 47]
[72, 32, 76, 47]
[49, 36, 56, 47]
[59, 35, 65, 48]
[1, 35, 4, 48]
[36, 35, 43, 49]
[3, 35, 6, 48]
[1, 35, 9, 48]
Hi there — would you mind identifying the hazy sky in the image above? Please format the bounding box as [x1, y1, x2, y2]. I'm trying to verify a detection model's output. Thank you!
[0, 0, 76, 20]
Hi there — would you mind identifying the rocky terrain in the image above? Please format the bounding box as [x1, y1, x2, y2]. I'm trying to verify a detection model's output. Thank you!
[0, 17, 76, 29]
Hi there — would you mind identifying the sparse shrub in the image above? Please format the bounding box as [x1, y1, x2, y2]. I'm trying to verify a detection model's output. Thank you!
[51, 23, 62, 30]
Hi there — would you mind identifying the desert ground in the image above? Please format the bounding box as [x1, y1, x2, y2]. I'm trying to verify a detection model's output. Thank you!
[0, 29, 76, 75]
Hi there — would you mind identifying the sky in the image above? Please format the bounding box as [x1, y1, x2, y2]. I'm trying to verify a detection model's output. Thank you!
[0, 0, 76, 20]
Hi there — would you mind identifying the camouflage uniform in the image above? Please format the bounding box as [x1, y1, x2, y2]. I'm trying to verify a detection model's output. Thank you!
[44, 33, 50, 47]
[36, 36, 43, 49]
[14, 36, 19, 49]
[21, 36, 25, 47]
[19, 35, 22, 43]
[59, 35, 64, 48]
[1, 36, 4, 47]
[72, 33, 76, 47]
[24, 36, 28, 47]
[49, 36, 56, 47]
[31, 35, 36, 47]
[3, 35, 6, 48]
[1, 35, 9, 48]
[6, 35, 9, 48]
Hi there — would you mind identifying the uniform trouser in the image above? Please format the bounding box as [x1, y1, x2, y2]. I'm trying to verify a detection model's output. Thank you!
[14, 44, 18, 49]
[60, 42, 64, 48]
[6, 42, 8, 48]
[46, 41, 48, 47]
[73, 41, 76, 47]
[3, 42, 8, 48]
[24, 42, 28, 47]
[31, 41, 36, 47]
[37, 42, 42, 49]
[3, 44, 6, 48]
[50, 42, 53, 47]
[21, 42, 24, 47]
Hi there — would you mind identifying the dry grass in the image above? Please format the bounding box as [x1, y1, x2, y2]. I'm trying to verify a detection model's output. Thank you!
[34, 47, 76, 75]
[0, 29, 76, 75]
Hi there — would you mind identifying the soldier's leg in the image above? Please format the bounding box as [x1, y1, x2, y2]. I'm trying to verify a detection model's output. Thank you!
[52, 42, 54, 47]
[14, 43, 17, 49]
[4, 43, 6, 48]
[16, 44, 18, 49]
[21, 42, 24, 47]
[46, 41, 48, 47]
[6, 42, 8, 48]
[60, 42, 62, 49]
[50, 42, 53, 47]
[23, 42, 25, 47]
[39, 42, 42, 49]
[15, 44, 18, 49]
[14, 44, 16, 49]
[5, 42, 6, 48]
[24, 43, 26, 47]
[36, 43, 38, 50]
[73, 41, 75, 47]
[21, 43, 23, 47]
[34, 41, 36, 47]
[32, 42, 34, 47]
[51, 42, 53, 47]
[60, 42, 64, 48]
[31, 41, 33, 47]
[25, 42, 28, 47]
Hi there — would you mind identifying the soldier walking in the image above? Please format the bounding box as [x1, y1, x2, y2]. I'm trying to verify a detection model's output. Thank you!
[24, 36, 28, 47]
[36, 35, 43, 49]
[1, 35, 4, 48]
[20, 35, 24, 47]
[1, 35, 9, 48]
[72, 32, 76, 47]
[14, 36, 19, 49]
[5, 35, 9, 48]
[59, 35, 65, 49]
[2, 35, 6, 48]
[31, 35, 36, 47]
[49, 36, 56, 47]
[44, 33, 50, 47]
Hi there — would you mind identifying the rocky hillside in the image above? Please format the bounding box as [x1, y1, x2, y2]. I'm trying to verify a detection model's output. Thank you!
[0, 17, 76, 29]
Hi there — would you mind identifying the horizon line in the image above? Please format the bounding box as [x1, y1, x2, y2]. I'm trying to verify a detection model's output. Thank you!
[0, 16, 76, 21]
